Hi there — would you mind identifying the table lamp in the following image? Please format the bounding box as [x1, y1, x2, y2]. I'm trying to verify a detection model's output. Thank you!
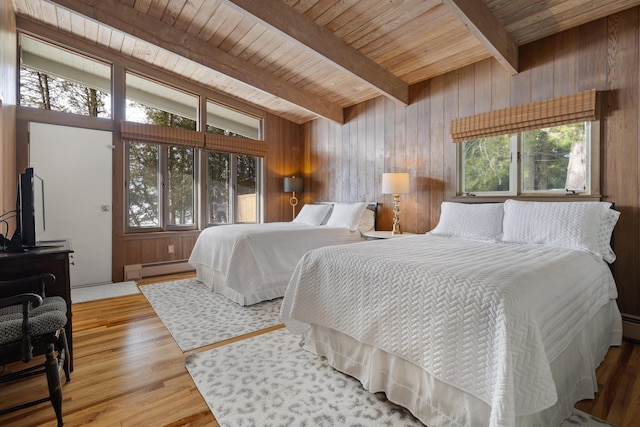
[381, 172, 410, 234]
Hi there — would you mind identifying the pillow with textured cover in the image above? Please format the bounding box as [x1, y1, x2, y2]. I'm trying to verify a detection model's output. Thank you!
[598, 208, 620, 263]
[292, 203, 333, 226]
[358, 207, 376, 233]
[501, 199, 613, 259]
[325, 202, 368, 231]
[429, 202, 504, 241]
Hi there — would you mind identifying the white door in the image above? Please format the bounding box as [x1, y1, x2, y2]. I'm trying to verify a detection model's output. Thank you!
[29, 122, 113, 287]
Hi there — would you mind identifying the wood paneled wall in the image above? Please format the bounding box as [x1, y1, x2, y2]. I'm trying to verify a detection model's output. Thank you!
[264, 112, 304, 223]
[304, 8, 640, 317]
[0, 4, 17, 221]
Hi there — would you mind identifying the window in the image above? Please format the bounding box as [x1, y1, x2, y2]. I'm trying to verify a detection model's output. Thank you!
[126, 72, 197, 130]
[521, 122, 589, 193]
[168, 146, 196, 226]
[206, 99, 261, 139]
[127, 143, 196, 230]
[206, 152, 261, 225]
[19, 34, 111, 117]
[204, 99, 262, 225]
[123, 76, 264, 231]
[461, 134, 515, 195]
[458, 121, 594, 196]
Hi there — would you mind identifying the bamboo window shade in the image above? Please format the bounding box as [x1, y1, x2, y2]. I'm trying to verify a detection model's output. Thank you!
[120, 121, 267, 157]
[204, 132, 267, 157]
[450, 89, 598, 143]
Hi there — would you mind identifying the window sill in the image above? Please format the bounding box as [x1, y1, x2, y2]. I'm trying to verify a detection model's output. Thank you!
[449, 194, 603, 203]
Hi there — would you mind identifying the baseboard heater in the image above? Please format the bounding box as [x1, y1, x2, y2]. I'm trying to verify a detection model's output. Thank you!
[622, 314, 640, 343]
[124, 260, 194, 281]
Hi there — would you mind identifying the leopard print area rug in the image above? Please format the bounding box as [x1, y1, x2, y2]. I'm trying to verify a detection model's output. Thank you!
[185, 328, 616, 427]
[140, 278, 282, 351]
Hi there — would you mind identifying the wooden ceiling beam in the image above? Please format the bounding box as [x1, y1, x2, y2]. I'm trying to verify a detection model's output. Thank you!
[47, 0, 345, 124]
[441, 0, 518, 75]
[221, 0, 409, 106]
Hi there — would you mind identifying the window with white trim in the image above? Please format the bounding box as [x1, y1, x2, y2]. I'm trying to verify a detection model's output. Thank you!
[453, 90, 599, 197]
[459, 121, 594, 196]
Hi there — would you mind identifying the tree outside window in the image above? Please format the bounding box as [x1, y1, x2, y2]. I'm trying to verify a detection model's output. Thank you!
[459, 122, 591, 196]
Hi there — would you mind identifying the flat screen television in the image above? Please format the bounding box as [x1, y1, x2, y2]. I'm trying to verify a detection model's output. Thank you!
[5, 167, 45, 251]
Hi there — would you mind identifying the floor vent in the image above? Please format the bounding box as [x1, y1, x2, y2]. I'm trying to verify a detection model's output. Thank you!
[124, 260, 194, 280]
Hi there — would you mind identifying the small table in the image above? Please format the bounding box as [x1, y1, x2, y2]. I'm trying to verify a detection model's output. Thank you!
[363, 230, 417, 240]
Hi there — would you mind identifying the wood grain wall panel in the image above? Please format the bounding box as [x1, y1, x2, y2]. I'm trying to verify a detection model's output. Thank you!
[474, 60, 492, 114]
[458, 64, 476, 116]
[443, 71, 459, 222]
[414, 81, 432, 233]
[553, 28, 579, 97]
[511, 43, 533, 106]
[305, 7, 640, 316]
[429, 75, 445, 229]
[0, 4, 17, 223]
[578, 19, 608, 92]
[125, 239, 142, 265]
[529, 36, 555, 102]
[491, 58, 511, 110]
[405, 94, 419, 232]
[263, 112, 303, 223]
[604, 10, 639, 315]
[393, 100, 407, 228]
[373, 97, 386, 227]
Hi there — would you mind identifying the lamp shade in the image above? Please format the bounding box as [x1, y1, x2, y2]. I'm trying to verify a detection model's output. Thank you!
[284, 176, 304, 193]
[381, 173, 410, 194]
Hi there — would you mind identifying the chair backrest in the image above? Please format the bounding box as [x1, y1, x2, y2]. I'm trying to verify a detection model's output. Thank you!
[0, 273, 64, 364]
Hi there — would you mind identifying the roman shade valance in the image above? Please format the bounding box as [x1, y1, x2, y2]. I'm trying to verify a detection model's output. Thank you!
[450, 89, 598, 143]
[121, 121, 203, 148]
[204, 132, 268, 157]
[120, 121, 267, 157]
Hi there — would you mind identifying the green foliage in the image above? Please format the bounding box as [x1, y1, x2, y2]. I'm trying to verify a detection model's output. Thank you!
[208, 152, 230, 223]
[168, 147, 195, 225]
[462, 135, 511, 193]
[522, 123, 585, 191]
[462, 123, 587, 194]
[128, 143, 159, 227]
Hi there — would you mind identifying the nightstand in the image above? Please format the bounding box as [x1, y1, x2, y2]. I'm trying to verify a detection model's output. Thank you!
[363, 230, 417, 240]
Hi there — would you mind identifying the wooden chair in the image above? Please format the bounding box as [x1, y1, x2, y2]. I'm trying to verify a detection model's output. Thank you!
[0, 273, 71, 427]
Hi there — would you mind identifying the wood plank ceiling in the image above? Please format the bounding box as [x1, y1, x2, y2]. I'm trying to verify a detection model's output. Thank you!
[11, 0, 640, 124]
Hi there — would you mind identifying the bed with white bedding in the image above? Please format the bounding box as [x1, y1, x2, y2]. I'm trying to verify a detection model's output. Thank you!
[281, 200, 622, 427]
[188, 202, 375, 305]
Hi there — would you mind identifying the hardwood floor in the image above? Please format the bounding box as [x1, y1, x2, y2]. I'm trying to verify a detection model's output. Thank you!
[0, 273, 637, 426]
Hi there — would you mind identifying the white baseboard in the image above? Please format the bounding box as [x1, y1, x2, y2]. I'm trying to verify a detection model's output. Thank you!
[623, 314, 640, 342]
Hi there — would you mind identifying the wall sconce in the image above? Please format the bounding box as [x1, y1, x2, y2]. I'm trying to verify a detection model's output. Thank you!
[381, 172, 410, 234]
[284, 176, 304, 220]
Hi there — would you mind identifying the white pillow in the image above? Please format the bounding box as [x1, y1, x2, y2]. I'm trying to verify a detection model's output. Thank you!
[429, 202, 504, 241]
[358, 207, 376, 233]
[501, 200, 611, 257]
[598, 208, 620, 263]
[325, 202, 368, 231]
[292, 204, 332, 226]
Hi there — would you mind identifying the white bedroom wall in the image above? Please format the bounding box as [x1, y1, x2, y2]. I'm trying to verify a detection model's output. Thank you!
[29, 122, 113, 287]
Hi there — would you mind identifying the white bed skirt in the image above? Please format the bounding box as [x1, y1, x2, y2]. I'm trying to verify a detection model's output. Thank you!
[301, 300, 622, 427]
[194, 263, 289, 306]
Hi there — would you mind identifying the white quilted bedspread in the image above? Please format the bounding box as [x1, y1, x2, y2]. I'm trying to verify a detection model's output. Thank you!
[281, 235, 618, 427]
[188, 222, 363, 305]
